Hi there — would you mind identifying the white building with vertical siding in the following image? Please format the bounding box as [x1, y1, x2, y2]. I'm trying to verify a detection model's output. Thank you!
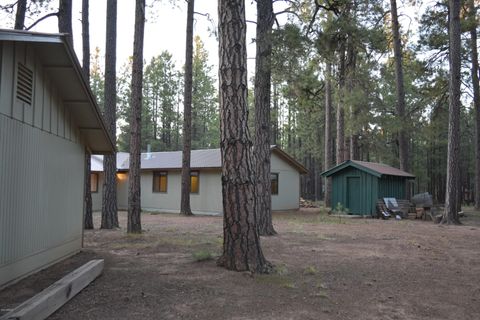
[0, 30, 114, 288]
[91, 146, 307, 214]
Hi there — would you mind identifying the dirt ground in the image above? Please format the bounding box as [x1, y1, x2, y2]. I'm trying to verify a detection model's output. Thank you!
[1, 208, 480, 320]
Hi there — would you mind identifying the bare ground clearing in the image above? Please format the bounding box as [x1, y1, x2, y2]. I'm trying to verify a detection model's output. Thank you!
[1, 208, 480, 320]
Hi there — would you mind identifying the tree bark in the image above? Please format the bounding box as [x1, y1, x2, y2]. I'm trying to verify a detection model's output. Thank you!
[324, 62, 333, 208]
[180, 0, 194, 216]
[336, 46, 346, 164]
[128, 0, 145, 234]
[271, 82, 279, 145]
[254, 0, 276, 236]
[390, 0, 409, 173]
[217, 0, 271, 273]
[101, 0, 118, 229]
[346, 37, 358, 161]
[58, 0, 73, 47]
[14, 0, 27, 30]
[442, 0, 461, 225]
[84, 150, 93, 229]
[470, 0, 480, 210]
[82, 0, 90, 80]
[82, 0, 93, 230]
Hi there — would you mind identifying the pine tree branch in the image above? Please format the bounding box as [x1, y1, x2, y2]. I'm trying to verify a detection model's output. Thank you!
[0, 1, 18, 11]
[25, 11, 58, 30]
[306, 0, 340, 36]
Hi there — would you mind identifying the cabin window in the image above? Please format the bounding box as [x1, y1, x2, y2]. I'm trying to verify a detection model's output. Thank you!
[153, 171, 168, 193]
[271, 173, 279, 195]
[16, 63, 33, 105]
[190, 171, 199, 193]
[90, 173, 99, 193]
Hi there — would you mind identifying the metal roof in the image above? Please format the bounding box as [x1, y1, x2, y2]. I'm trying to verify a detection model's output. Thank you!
[0, 29, 115, 154]
[92, 146, 307, 173]
[322, 160, 415, 178]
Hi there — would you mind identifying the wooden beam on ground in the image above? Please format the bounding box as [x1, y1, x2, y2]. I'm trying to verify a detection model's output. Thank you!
[0, 259, 104, 320]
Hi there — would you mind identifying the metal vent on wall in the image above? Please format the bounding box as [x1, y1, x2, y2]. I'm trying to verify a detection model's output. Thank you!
[16, 63, 33, 105]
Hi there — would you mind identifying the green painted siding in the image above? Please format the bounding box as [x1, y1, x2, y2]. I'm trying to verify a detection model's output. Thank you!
[331, 167, 379, 215]
[378, 176, 406, 199]
[330, 167, 408, 216]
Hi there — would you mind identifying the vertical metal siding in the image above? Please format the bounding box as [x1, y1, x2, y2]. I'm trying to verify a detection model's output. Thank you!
[378, 175, 406, 199]
[331, 167, 379, 215]
[0, 42, 85, 287]
[0, 42, 14, 117]
[12, 42, 24, 121]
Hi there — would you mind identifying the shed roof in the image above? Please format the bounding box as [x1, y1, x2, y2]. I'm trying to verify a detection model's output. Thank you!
[321, 160, 415, 178]
[0, 29, 114, 154]
[92, 146, 308, 174]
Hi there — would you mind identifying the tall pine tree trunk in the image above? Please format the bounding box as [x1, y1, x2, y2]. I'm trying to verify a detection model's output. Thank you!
[390, 0, 409, 173]
[442, 0, 461, 224]
[14, 0, 27, 30]
[336, 46, 346, 164]
[82, 0, 93, 230]
[84, 150, 93, 229]
[470, 0, 480, 210]
[217, 0, 271, 273]
[58, 0, 73, 47]
[254, 0, 276, 236]
[128, 0, 146, 233]
[101, 0, 118, 229]
[180, 0, 194, 216]
[82, 0, 90, 79]
[272, 82, 279, 145]
[346, 39, 358, 160]
[324, 62, 333, 208]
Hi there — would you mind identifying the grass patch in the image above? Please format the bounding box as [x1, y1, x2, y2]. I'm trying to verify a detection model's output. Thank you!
[192, 250, 215, 262]
[312, 291, 329, 298]
[317, 234, 336, 241]
[277, 209, 352, 226]
[303, 266, 317, 275]
[255, 274, 296, 289]
[275, 264, 289, 275]
[255, 264, 296, 288]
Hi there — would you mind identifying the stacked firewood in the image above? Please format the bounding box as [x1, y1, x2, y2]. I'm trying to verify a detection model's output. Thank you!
[299, 198, 318, 208]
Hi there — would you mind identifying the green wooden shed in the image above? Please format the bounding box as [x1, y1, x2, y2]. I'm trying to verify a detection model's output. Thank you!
[322, 160, 415, 216]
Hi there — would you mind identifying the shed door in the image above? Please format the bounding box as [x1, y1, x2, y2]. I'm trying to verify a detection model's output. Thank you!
[346, 177, 361, 214]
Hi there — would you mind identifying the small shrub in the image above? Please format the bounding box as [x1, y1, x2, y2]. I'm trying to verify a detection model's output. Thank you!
[332, 202, 349, 215]
[303, 266, 317, 275]
[192, 250, 214, 262]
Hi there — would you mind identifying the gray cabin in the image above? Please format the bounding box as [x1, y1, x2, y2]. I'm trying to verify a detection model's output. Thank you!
[91, 146, 308, 215]
[0, 30, 114, 288]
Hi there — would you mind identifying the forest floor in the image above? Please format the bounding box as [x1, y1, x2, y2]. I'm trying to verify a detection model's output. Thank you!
[1, 208, 480, 320]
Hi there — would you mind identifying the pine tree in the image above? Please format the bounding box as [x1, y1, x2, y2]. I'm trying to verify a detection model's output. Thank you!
[390, 0, 409, 173]
[254, 0, 276, 236]
[82, 0, 93, 230]
[324, 62, 333, 208]
[217, 0, 271, 273]
[58, 0, 73, 46]
[180, 0, 194, 216]
[191, 37, 219, 149]
[14, 0, 27, 30]
[442, 0, 461, 224]
[469, 0, 480, 209]
[101, 0, 119, 229]
[128, 0, 146, 234]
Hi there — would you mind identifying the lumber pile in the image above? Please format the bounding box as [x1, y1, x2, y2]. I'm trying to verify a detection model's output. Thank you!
[300, 198, 318, 208]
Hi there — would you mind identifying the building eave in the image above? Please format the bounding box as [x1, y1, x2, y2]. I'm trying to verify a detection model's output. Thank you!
[0, 29, 115, 154]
